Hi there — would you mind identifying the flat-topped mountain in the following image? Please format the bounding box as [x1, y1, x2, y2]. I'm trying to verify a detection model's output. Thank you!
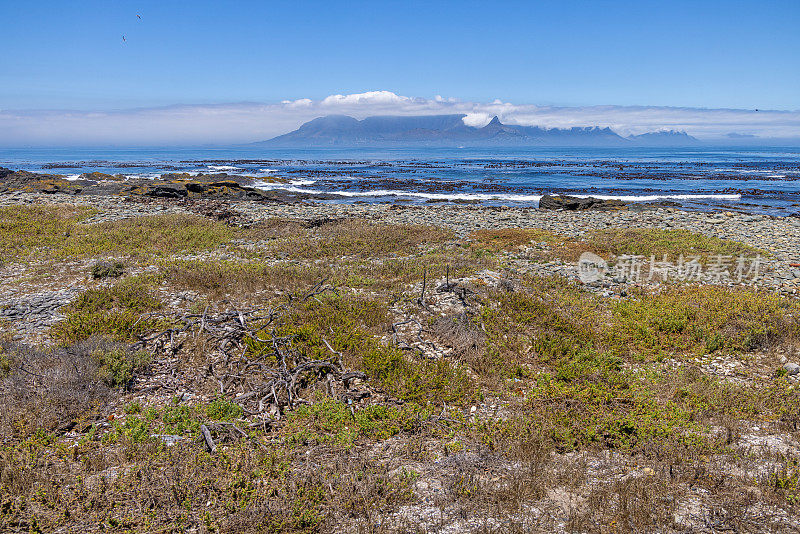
[627, 130, 700, 146]
[256, 114, 699, 147]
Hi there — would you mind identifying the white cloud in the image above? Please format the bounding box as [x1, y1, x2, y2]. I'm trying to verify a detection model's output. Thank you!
[1, 90, 798, 146]
[320, 90, 411, 106]
[282, 98, 312, 107]
[462, 112, 492, 127]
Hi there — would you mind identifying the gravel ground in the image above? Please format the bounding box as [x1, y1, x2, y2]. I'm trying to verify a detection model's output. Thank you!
[4, 192, 799, 287]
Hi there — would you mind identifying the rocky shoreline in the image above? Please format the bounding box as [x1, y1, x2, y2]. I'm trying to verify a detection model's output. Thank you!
[3, 185, 800, 350]
[0, 167, 319, 202]
[3, 185, 799, 283]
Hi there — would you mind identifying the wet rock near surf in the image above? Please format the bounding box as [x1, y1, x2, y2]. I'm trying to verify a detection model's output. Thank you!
[125, 178, 329, 202]
[0, 170, 85, 195]
[128, 180, 269, 200]
[0, 169, 324, 203]
[539, 194, 626, 211]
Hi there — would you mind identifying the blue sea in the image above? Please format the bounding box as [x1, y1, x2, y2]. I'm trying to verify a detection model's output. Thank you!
[2, 145, 800, 215]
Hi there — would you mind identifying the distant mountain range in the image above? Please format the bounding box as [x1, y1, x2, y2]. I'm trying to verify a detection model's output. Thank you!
[255, 114, 699, 147]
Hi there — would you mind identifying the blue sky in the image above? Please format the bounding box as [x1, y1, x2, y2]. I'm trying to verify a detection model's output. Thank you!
[1, 1, 799, 145]
[2, 0, 798, 110]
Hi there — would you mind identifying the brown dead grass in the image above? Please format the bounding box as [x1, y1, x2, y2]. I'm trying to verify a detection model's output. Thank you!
[469, 226, 764, 263]
[0, 339, 111, 439]
[245, 217, 455, 259]
[469, 227, 598, 262]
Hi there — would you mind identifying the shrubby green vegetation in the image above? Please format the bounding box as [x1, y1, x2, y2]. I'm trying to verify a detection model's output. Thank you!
[2, 204, 798, 531]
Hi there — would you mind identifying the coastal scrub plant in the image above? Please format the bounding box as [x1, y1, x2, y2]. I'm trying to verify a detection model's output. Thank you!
[5, 197, 800, 531]
[281, 396, 433, 448]
[0, 204, 97, 262]
[588, 228, 766, 260]
[94, 346, 151, 387]
[90, 259, 126, 279]
[257, 293, 477, 405]
[469, 227, 596, 261]
[51, 277, 170, 343]
[611, 285, 800, 357]
[0, 205, 239, 260]
[477, 275, 800, 374]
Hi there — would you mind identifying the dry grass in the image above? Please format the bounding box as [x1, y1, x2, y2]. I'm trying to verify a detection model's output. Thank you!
[588, 227, 766, 259]
[0, 338, 111, 439]
[162, 251, 492, 301]
[469, 227, 765, 263]
[469, 227, 595, 261]
[0, 205, 236, 260]
[162, 259, 334, 299]
[245, 217, 455, 259]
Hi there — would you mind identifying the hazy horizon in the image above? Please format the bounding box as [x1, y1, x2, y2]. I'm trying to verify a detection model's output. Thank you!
[1, 91, 800, 148]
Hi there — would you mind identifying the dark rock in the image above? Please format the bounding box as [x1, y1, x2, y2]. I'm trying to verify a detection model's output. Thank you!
[539, 194, 626, 211]
[0, 170, 82, 194]
[161, 172, 196, 181]
[128, 180, 270, 201]
[0, 168, 319, 203]
[198, 181, 269, 200]
[143, 184, 188, 198]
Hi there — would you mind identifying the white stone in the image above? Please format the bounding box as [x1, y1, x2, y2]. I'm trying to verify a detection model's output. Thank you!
[783, 362, 800, 375]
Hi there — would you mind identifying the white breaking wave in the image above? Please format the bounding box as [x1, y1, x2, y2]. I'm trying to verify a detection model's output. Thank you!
[251, 181, 325, 194]
[569, 193, 741, 202]
[250, 182, 742, 203]
[116, 172, 168, 180]
[207, 165, 241, 171]
[332, 190, 543, 201]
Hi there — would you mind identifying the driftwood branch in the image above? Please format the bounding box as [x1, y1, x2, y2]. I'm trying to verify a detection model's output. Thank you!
[122, 280, 383, 445]
[200, 424, 216, 453]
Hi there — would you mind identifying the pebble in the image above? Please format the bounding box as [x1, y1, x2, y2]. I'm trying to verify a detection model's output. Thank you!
[783, 363, 800, 375]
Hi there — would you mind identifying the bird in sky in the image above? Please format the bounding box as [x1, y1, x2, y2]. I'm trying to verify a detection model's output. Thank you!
[136, 14, 142, 19]
[122, 35, 126, 43]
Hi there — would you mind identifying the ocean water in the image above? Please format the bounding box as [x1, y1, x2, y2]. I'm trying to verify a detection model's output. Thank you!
[2, 145, 799, 215]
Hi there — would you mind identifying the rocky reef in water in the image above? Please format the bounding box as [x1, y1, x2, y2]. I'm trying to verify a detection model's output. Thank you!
[0, 168, 327, 202]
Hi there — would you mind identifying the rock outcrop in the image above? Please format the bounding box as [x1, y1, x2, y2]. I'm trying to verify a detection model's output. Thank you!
[0, 169, 322, 203]
[0, 171, 83, 195]
[539, 194, 626, 211]
[128, 180, 269, 200]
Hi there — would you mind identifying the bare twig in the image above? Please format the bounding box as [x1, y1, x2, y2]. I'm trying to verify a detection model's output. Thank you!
[200, 424, 216, 454]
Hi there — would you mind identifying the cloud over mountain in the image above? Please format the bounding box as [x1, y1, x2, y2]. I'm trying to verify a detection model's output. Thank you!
[1, 91, 798, 146]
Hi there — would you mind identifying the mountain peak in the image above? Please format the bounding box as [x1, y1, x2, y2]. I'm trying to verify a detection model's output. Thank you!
[256, 114, 699, 147]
